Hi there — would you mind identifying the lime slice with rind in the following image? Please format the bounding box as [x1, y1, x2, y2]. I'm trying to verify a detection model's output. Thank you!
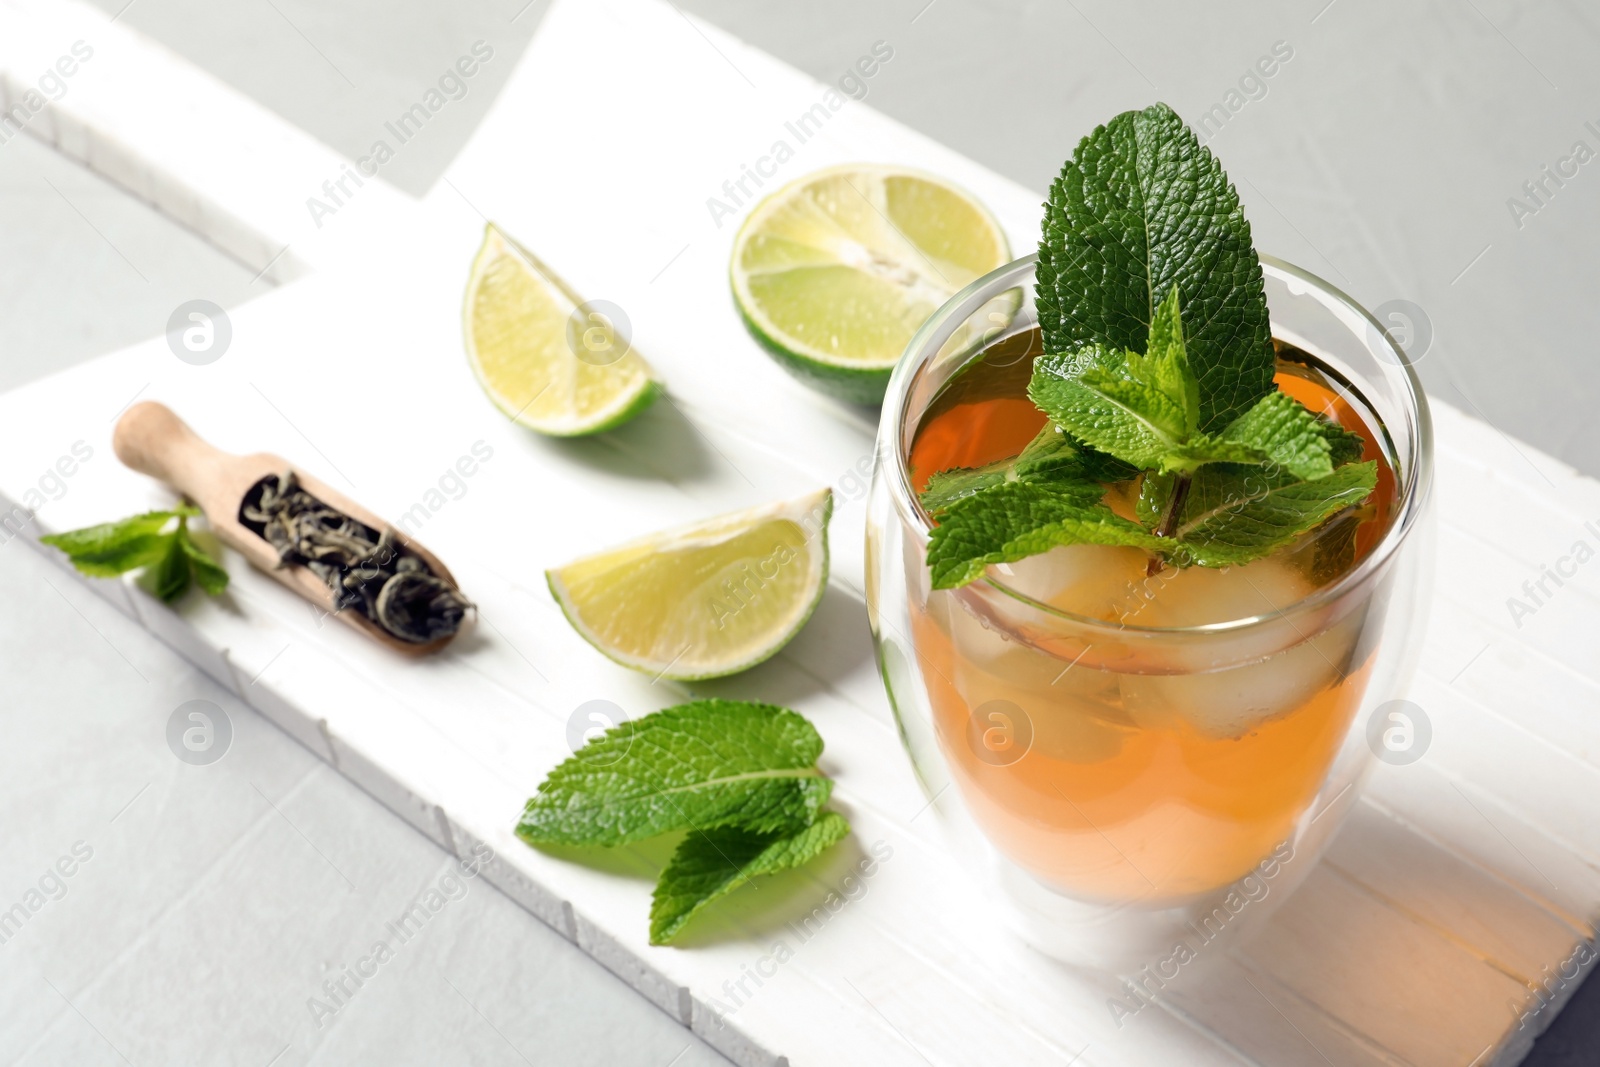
[464, 223, 659, 436]
[731, 165, 1012, 404]
[547, 489, 832, 681]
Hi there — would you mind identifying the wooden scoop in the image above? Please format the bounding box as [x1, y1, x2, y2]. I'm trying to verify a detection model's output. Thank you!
[112, 400, 465, 655]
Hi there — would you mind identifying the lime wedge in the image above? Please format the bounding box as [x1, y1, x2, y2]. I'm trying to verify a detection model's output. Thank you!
[547, 489, 832, 680]
[463, 223, 658, 436]
[730, 165, 1011, 404]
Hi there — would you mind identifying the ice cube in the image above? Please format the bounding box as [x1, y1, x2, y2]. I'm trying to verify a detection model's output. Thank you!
[941, 591, 1118, 702]
[1117, 557, 1362, 739]
[1119, 555, 1313, 628]
[1119, 625, 1360, 739]
[935, 591, 1131, 763]
[993, 544, 1149, 621]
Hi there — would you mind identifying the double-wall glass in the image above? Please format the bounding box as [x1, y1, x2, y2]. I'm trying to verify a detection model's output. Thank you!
[865, 255, 1433, 970]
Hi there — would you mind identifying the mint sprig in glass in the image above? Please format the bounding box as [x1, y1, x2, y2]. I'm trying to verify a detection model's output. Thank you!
[923, 103, 1378, 588]
[863, 101, 1432, 970]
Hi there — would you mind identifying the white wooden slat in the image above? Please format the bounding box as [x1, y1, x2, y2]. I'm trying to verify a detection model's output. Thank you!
[1414, 595, 1600, 772]
[1364, 763, 1600, 933]
[1325, 802, 1586, 987]
[1238, 865, 1532, 1067]
[1434, 441, 1600, 581]
[1160, 956, 1410, 1067]
[1433, 525, 1600, 690]
[0, 0, 1597, 1064]
[1433, 518, 1600, 648]
[1409, 671, 1600, 869]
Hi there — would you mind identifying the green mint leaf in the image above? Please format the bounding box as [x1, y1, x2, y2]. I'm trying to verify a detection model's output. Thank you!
[177, 526, 230, 596]
[1165, 461, 1378, 566]
[1029, 345, 1194, 469]
[1135, 472, 1166, 528]
[1064, 436, 1142, 483]
[1016, 424, 1140, 485]
[147, 530, 193, 603]
[1014, 421, 1083, 469]
[1028, 288, 1226, 474]
[40, 509, 184, 578]
[43, 507, 230, 603]
[1141, 285, 1200, 437]
[919, 425, 1106, 516]
[1218, 390, 1338, 481]
[926, 481, 1167, 589]
[516, 700, 832, 847]
[1157, 432, 1272, 472]
[1318, 419, 1368, 466]
[1036, 102, 1275, 431]
[1309, 508, 1362, 586]
[649, 811, 850, 945]
[920, 464, 1016, 516]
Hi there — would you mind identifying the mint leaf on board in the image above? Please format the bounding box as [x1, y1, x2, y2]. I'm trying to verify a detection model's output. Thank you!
[517, 699, 850, 946]
[179, 526, 231, 595]
[927, 481, 1167, 589]
[516, 700, 833, 847]
[1140, 460, 1378, 566]
[41, 507, 229, 603]
[147, 530, 194, 602]
[39, 508, 188, 577]
[1036, 102, 1275, 432]
[649, 811, 850, 945]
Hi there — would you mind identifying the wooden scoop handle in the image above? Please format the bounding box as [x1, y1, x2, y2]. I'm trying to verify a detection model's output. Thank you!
[112, 401, 241, 513]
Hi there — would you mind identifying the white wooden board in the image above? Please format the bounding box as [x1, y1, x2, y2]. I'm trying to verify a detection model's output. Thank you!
[2, 0, 1598, 1063]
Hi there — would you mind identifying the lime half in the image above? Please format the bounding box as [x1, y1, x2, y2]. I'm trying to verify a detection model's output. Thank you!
[731, 165, 1011, 404]
[547, 489, 832, 681]
[464, 223, 658, 436]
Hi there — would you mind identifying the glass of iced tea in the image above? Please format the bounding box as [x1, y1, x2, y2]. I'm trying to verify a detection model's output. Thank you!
[865, 254, 1433, 969]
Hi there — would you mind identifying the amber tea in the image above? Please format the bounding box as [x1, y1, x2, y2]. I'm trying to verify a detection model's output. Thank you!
[904, 331, 1398, 903]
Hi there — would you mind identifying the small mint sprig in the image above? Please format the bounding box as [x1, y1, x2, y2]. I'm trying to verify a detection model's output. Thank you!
[515, 699, 850, 945]
[41, 507, 229, 603]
